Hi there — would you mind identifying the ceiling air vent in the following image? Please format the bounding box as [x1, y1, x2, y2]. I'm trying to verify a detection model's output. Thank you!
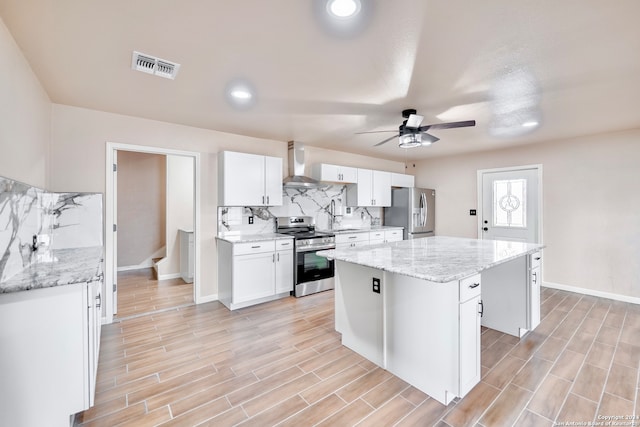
[131, 51, 180, 80]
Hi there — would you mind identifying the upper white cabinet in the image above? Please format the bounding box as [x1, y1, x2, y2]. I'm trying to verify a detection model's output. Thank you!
[346, 169, 392, 207]
[311, 163, 358, 184]
[391, 172, 415, 188]
[218, 151, 283, 206]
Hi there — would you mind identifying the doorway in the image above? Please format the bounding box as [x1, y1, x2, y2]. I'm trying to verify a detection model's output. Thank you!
[477, 165, 542, 244]
[104, 143, 201, 325]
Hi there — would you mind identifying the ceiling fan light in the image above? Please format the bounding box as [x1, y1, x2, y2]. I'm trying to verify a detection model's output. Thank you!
[399, 133, 422, 148]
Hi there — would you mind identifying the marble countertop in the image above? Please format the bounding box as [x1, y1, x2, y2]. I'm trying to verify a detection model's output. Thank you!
[321, 226, 404, 234]
[317, 236, 544, 283]
[216, 233, 294, 243]
[0, 246, 104, 294]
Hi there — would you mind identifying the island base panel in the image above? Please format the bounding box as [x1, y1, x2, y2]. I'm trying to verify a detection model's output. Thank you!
[480, 257, 528, 337]
[384, 273, 460, 405]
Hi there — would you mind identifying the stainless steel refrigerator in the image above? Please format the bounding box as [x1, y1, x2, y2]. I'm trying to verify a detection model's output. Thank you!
[384, 188, 435, 239]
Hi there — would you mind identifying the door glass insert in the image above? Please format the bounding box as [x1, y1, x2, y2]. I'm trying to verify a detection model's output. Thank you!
[493, 179, 526, 228]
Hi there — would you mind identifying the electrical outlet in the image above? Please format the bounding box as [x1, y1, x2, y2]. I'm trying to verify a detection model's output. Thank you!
[372, 277, 381, 294]
[248, 216, 254, 224]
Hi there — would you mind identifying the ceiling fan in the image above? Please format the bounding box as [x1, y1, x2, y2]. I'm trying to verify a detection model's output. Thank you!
[357, 109, 476, 148]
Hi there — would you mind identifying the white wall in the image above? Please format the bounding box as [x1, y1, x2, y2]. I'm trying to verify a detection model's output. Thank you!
[157, 155, 194, 278]
[303, 145, 405, 174]
[50, 104, 286, 300]
[117, 151, 166, 268]
[0, 16, 50, 187]
[411, 129, 640, 300]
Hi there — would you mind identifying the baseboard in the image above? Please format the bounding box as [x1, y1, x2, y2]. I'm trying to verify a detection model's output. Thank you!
[157, 272, 182, 280]
[117, 262, 153, 272]
[544, 281, 640, 305]
[197, 294, 219, 304]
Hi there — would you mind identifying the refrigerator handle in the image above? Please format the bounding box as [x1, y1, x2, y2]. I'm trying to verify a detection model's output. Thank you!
[420, 193, 427, 227]
[422, 193, 428, 227]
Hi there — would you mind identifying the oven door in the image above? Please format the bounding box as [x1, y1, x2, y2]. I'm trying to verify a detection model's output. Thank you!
[296, 249, 335, 284]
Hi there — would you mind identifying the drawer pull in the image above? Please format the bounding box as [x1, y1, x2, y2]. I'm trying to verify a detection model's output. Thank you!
[251, 245, 261, 249]
[535, 257, 541, 260]
[348, 236, 358, 239]
[281, 242, 290, 246]
[468, 282, 480, 289]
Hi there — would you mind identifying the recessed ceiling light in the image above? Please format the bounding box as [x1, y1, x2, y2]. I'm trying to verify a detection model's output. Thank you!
[230, 89, 252, 100]
[327, 0, 361, 18]
[522, 121, 539, 128]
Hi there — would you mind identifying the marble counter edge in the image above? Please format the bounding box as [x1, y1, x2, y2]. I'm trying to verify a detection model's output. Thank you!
[317, 244, 544, 283]
[320, 226, 404, 234]
[216, 233, 294, 243]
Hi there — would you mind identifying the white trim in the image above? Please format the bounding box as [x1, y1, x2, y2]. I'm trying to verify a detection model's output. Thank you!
[544, 281, 640, 305]
[105, 142, 201, 325]
[117, 264, 153, 272]
[477, 164, 543, 244]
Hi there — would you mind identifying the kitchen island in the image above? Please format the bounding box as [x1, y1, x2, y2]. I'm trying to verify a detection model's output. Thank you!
[317, 236, 544, 405]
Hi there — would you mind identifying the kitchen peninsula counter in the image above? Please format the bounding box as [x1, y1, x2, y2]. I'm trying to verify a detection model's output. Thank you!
[317, 235, 544, 405]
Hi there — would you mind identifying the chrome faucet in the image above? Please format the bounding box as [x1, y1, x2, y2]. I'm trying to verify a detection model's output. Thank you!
[329, 199, 335, 230]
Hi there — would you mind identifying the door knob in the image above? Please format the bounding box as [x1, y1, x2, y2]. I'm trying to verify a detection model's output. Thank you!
[483, 227, 488, 231]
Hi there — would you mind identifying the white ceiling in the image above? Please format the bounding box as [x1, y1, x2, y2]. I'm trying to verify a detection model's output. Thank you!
[1, 0, 639, 161]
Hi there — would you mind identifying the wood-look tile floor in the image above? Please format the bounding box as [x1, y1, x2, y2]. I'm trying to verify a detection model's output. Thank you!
[116, 269, 193, 319]
[78, 287, 640, 427]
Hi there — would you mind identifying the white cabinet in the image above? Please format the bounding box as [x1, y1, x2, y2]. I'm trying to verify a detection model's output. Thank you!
[217, 238, 294, 310]
[336, 232, 369, 248]
[384, 229, 403, 242]
[275, 240, 294, 294]
[458, 275, 482, 397]
[0, 280, 102, 427]
[391, 172, 415, 188]
[346, 169, 392, 207]
[528, 252, 542, 330]
[369, 230, 385, 245]
[218, 151, 283, 206]
[311, 163, 358, 183]
[179, 229, 194, 283]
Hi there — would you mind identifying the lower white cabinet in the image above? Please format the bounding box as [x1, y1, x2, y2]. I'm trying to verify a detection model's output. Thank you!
[336, 228, 404, 248]
[528, 252, 542, 330]
[218, 238, 294, 310]
[458, 275, 482, 397]
[0, 280, 102, 427]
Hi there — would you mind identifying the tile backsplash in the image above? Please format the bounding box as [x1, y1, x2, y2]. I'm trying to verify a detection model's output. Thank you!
[218, 184, 382, 235]
[0, 176, 103, 282]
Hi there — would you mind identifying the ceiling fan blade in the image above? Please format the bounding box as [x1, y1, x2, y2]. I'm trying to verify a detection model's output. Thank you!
[355, 130, 398, 134]
[421, 133, 440, 145]
[374, 134, 400, 146]
[405, 114, 424, 129]
[418, 120, 476, 131]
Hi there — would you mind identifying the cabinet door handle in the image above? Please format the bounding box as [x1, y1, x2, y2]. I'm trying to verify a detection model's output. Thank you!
[532, 272, 537, 284]
[479, 300, 484, 317]
[267, 196, 270, 204]
[262, 196, 265, 204]
[95, 293, 101, 309]
[273, 254, 275, 262]
[277, 253, 280, 262]
[468, 282, 480, 289]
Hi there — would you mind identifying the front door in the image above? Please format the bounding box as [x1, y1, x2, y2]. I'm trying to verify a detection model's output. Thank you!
[480, 166, 540, 243]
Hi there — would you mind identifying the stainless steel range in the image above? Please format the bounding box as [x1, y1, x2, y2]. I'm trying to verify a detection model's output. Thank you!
[276, 216, 335, 297]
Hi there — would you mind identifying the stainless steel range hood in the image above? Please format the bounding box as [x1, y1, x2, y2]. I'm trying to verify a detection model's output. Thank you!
[283, 141, 321, 188]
